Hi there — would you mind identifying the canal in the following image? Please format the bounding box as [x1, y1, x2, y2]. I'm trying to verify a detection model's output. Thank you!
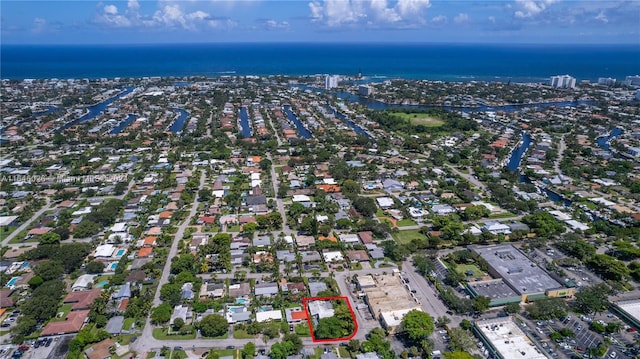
[238, 106, 252, 138]
[56, 87, 135, 133]
[168, 109, 189, 133]
[596, 127, 623, 151]
[283, 105, 312, 139]
[110, 114, 137, 134]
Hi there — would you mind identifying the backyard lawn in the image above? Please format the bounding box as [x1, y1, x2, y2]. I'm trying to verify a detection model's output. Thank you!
[392, 229, 427, 244]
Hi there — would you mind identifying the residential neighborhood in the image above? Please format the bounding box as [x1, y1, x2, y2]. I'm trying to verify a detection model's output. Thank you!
[0, 74, 639, 359]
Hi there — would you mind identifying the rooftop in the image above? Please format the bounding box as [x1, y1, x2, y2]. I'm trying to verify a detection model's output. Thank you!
[472, 244, 563, 295]
[468, 279, 520, 300]
[476, 317, 547, 359]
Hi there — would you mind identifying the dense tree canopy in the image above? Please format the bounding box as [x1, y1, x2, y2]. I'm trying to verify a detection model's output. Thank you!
[197, 314, 228, 337]
[401, 310, 435, 342]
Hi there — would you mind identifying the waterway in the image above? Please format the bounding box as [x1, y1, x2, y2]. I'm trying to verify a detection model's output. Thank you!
[596, 126, 623, 151]
[506, 132, 533, 171]
[110, 114, 137, 134]
[325, 104, 371, 138]
[168, 109, 189, 133]
[238, 106, 252, 138]
[302, 86, 595, 113]
[283, 105, 312, 139]
[56, 87, 135, 133]
[33, 106, 60, 117]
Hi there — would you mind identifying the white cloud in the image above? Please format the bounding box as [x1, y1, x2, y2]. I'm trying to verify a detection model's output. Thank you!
[594, 10, 608, 23]
[95, 4, 132, 27]
[308, 0, 431, 28]
[94, 2, 228, 31]
[104, 5, 118, 15]
[32, 17, 46, 33]
[453, 13, 469, 24]
[488, 15, 496, 24]
[263, 19, 290, 30]
[430, 15, 447, 25]
[514, 0, 557, 18]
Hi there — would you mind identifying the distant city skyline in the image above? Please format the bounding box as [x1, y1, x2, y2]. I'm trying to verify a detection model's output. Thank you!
[1, 0, 639, 45]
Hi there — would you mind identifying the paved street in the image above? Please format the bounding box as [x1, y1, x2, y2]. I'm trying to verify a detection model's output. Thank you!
[132, 170, 206, 354]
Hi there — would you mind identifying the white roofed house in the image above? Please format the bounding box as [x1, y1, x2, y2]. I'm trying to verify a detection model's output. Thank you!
[254, 282, 279, 298]
[94, 244, 116, 258]
[431, 204, 457, 216]
[376, 197, 394, 209]
[482, 221, 512, 235]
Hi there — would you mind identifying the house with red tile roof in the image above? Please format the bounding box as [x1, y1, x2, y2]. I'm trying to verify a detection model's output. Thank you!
[40, 310, 89, 336]
[137, 247, 153, 258]
[64, 289, 102, 311]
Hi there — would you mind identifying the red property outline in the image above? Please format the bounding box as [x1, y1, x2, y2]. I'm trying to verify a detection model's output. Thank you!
[302, 296, 358, 343]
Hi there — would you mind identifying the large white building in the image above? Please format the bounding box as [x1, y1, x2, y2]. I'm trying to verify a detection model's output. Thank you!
[550, 75, 576, 89]
[325, 75, 339, 89]
[626, 75, 640, 87]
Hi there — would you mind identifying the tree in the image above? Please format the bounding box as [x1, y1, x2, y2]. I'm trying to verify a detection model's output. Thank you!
[525, 297, 568, 320]
[243, 222, 258, 234]
[459, 319, 472, 330]
[401, 310, 434, 342]
[353, 196, 377, 218]
[86, 261, 105, 274]
[34, 260, 64, 281]
[472, 296, 491, 312]
[504, 302, 521, 314]
[28, 275, 44, 289]
[314, 317, 344, 339]
[574, 283, 613, 315]
[198, 189, 212, 202]
[160, 283, 182, 306]
[241, 342, 256, 359]
[151, 304, 172, 324]
[436, 316, 451, 328]
[448, 327, 475, 352]
[197, 314, 228, 337]
[39, 232, 61, 245]
[173, 318, 185, 331]
[443, 352, 474, 359]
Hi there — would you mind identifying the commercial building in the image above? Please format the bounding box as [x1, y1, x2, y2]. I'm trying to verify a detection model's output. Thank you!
[470, 244, 575, 303]
[550, 75, 576, 89]
[611, 300, 640, 329]
[474, 317, 547, 359]
[360, 272, 422, 331]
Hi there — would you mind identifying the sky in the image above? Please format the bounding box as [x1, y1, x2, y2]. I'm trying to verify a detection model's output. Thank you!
[1, 0, 639, 44]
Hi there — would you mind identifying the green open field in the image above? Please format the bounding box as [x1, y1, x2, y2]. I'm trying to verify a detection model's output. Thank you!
[390, 112, 445, 127]
[152, 328, 197, 340]
[455, 264, 484, 277]
[392, 229, 427, 244]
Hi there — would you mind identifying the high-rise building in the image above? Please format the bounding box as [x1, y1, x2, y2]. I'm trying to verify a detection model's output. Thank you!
[324, 75, 339, 89]
[598, 77, 617, 86]
[626, 75, 640, 87]
[358, 85, 372, 97]
[550, 75, 576, 89]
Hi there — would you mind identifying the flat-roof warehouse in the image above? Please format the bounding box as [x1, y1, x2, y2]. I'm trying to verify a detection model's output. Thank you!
[474, 317, 547, 359]
[470, 244, 574, 302]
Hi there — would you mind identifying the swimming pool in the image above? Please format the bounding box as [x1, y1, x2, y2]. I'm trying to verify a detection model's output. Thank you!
[115, 249, 125, 257]
[228, 306, 245, 313]
[235, 298, 248, 304]
[5, 277, 19, 287]
[96, 281, 109, 288]
[20, 262, 29, 269]
[109, 263, 118, 271]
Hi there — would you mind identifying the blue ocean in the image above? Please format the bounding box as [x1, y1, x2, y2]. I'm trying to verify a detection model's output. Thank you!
[1, 43, 639, 81]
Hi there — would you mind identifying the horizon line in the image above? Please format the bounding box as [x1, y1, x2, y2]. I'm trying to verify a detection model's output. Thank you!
[2, 41, 640, 47]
